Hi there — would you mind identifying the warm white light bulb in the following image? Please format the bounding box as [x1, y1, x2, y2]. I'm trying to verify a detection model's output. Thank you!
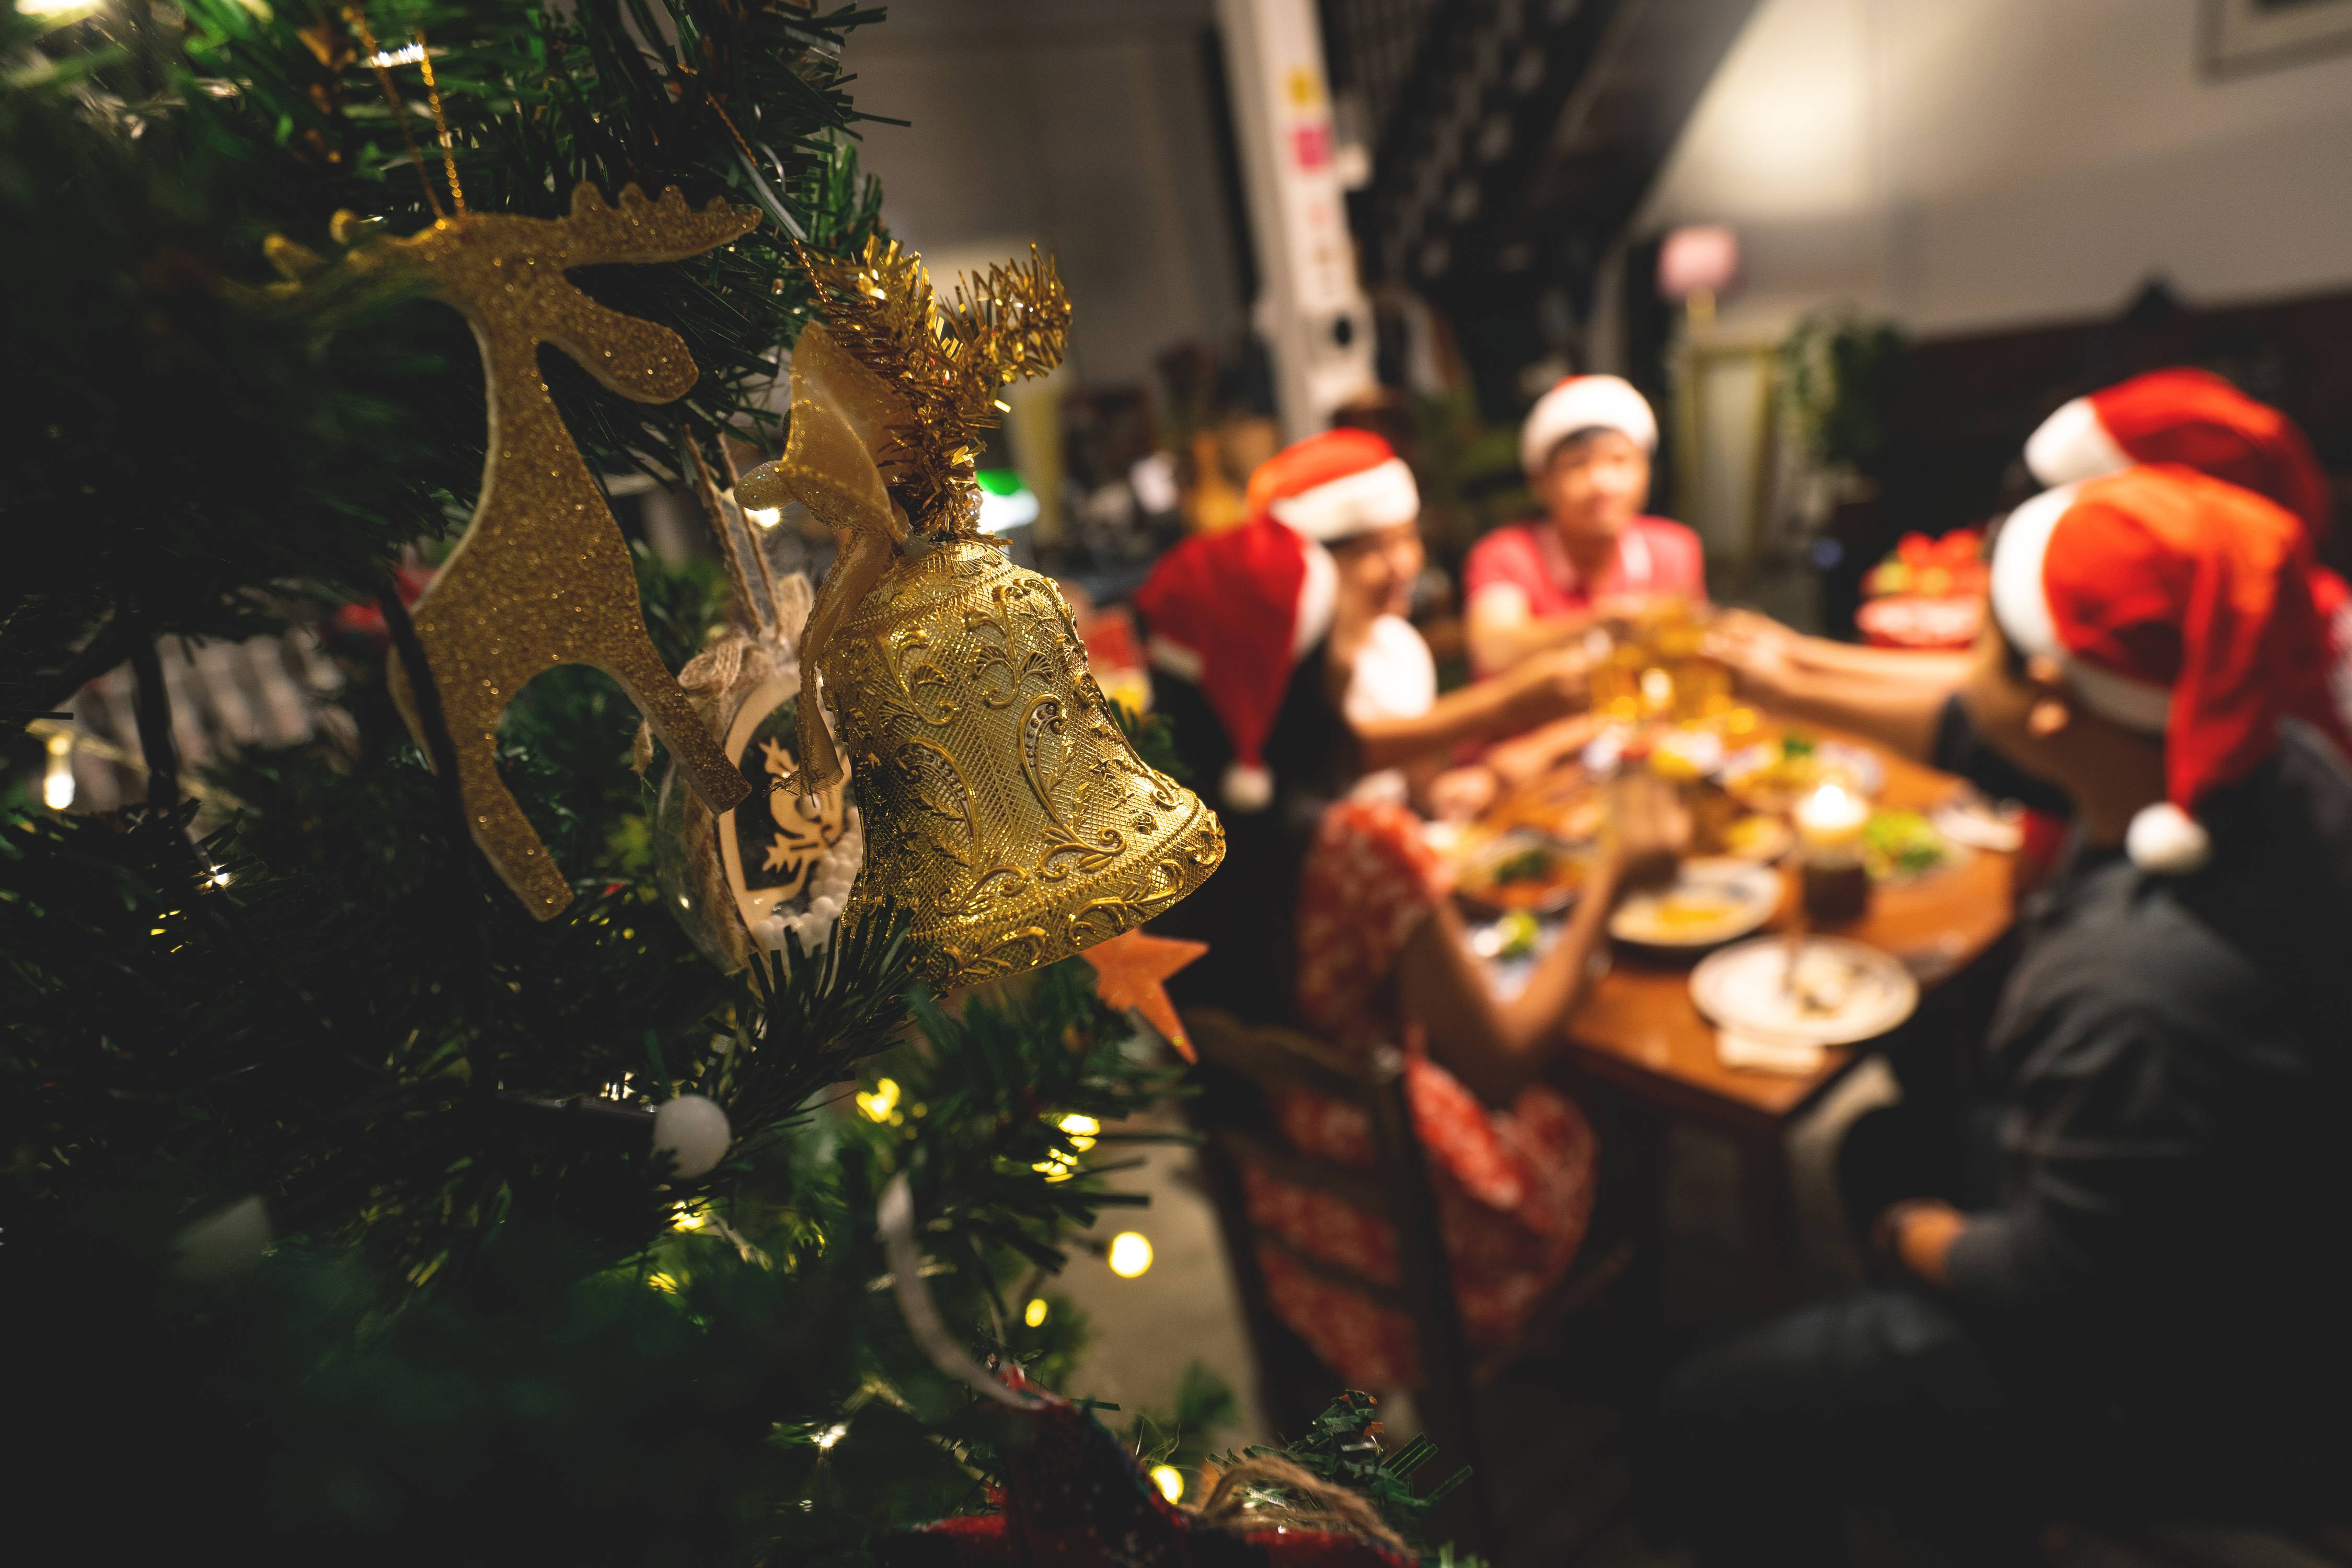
[1149, 1465, 1183, 1503]
[1106, 1231, 1153, 1278]
[42, 732, 74, 811]
[1023, 1296, 1048, 1328]
[856, 1077, 900, 1123]
[746, 507, 782, 529]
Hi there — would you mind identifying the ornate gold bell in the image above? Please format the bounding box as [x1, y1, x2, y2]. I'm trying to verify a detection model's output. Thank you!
[822, 539, 1223, 987]
[734, 236, 1223, 988]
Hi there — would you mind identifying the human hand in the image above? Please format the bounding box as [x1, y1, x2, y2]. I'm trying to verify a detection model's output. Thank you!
[1591, 593, 1651, 636]
[1424, 765, 1501, 822]
[1507, 643, 1593, 722]
[1604, 770, 1690, 888]
[1704, 609, 1803, 700]
[1871, 1197, 1966, 1286]
[1487, 713, 1604, 789]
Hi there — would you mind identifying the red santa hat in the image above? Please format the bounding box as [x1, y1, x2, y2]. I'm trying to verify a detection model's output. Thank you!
[1986, 466, 2347, 873]
[2024, 368, 2331, 541]
[1519, 374, 1658, 475]
[1242, 426, 1421, 543]
[1135, 431, 1419, 811]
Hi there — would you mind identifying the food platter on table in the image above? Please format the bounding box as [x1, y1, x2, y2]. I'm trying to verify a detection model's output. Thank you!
[1453, 827, 1594, 915]
[1690, 935, 1919, 1047]
[1607, 857, 1781, 949]
[1720, 733, 1886, 813]
[1861, 806, 1963, 883]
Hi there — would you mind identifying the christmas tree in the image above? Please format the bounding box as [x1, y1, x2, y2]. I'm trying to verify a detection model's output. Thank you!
[3, 5, 1471, 1562]
[9, 0, 1104, 1554]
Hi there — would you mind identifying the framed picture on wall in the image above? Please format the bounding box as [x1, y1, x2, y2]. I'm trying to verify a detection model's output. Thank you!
[2204, 0, 2352, 77]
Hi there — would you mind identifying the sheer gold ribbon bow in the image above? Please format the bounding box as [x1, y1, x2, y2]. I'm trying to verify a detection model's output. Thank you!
[732, 323, 909, 795]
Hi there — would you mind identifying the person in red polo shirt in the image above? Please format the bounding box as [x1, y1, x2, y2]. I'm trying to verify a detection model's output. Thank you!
[1463, 374, 1707, 675]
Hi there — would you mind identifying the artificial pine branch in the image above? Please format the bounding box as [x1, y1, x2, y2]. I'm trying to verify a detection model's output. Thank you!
[3, 7, 1254, 1562]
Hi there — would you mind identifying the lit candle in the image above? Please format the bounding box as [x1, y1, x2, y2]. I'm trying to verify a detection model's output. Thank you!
[1795, 781, 1869, 854]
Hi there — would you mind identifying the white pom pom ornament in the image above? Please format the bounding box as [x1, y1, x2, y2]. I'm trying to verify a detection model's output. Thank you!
[2126, 801, 2212, 874]
[651, 1094, 733, 1179]
[1221, 761, 1273, 813]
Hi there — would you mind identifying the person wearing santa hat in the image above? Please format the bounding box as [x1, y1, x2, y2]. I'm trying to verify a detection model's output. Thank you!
[1139, 426, 1692, 1390]
[1136, 428, 1602, 1022]
[1652, 465, 2352, 1560]
[1462, 374, 1707, 676]
[1717, 368, 2352, 760]
[2026, 366, 2352, 731]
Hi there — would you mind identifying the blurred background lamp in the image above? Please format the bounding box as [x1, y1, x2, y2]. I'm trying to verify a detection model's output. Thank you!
[1106, 1230, 1154, 1278]
[975, 468, 1041, 535]
[1657, 224, 1740, 329]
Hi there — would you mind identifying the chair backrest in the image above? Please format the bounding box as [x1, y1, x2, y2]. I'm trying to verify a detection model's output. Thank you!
[1182, 1007, 1493, 1548]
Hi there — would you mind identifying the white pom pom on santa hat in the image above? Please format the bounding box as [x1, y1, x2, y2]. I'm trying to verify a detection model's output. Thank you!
[1220, 761, 1274, 813]
[2126, 802, 2212, 875]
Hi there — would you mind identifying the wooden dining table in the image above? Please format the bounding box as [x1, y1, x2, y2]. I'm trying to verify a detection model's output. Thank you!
[1483, 722, 2020, 1306]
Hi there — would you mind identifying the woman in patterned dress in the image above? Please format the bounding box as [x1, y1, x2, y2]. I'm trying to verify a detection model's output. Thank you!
[1137, 429, 1684, 1388]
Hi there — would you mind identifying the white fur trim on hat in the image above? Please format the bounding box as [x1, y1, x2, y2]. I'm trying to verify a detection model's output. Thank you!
[1519, 375, 1659, 474]
[1988, 484, 2074, 663]
[2024, 397, 2131, 488]
[1269, 457, 1420, 543]
[2126, 801, 2212, 874]
[1221, 761, 1274, 813]
[1990, 483, 2172, 735]
[1293, 539, 1339, 656]
[1145, 631, 1204, 682]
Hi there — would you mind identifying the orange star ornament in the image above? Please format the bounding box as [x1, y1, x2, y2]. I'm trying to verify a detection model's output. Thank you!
[1077, 929, 1208, 1060]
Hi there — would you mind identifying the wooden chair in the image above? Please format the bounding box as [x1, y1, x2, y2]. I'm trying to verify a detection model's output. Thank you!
[1183, 1007, 1501, 1554]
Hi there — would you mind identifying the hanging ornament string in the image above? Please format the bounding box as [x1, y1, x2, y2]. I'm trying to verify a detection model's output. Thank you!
[682, 432, 783, 644]
[410, 27, 467, 217]
[670, 59, 804, 240]
[348, 9, 444, 221]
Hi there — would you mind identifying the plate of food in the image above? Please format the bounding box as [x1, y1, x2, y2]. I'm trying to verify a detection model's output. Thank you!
[1607, 858, 1781, 948]
[1691, 935, 1919, 1047]
[1861, 808, 1961, 883]
[1455, 830, 1592, 915]
[1720, 733, 1886, 813]
[1719, 812, 1794, 862]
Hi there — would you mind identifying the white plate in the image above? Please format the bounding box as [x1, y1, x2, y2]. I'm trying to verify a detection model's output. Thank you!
[1607, 858, 1781, 948]
[1931, 798, 2025, 852]
[1690, 936, 1919, 1047]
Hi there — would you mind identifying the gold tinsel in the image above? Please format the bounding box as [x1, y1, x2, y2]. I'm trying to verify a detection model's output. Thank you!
[790, 235, 1073, 537]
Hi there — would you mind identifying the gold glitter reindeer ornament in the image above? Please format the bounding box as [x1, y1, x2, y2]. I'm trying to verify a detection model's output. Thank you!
[266, 183, 758, 916]
[735, 240, 1223, 987]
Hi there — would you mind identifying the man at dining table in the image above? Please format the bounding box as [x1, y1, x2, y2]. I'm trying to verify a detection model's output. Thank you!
[1648, 465, 2352, 1562]
[1463, 374, 1707, 676]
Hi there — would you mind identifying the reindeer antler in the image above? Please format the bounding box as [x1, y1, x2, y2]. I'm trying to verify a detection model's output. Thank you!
[552, 182, 760, 264]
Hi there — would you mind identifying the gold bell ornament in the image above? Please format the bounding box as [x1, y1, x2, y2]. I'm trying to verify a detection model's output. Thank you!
[733, 239, 1224, 988]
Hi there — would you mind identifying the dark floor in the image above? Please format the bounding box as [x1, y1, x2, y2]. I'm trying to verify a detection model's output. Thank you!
[1056, 1080, 2347, 1568]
